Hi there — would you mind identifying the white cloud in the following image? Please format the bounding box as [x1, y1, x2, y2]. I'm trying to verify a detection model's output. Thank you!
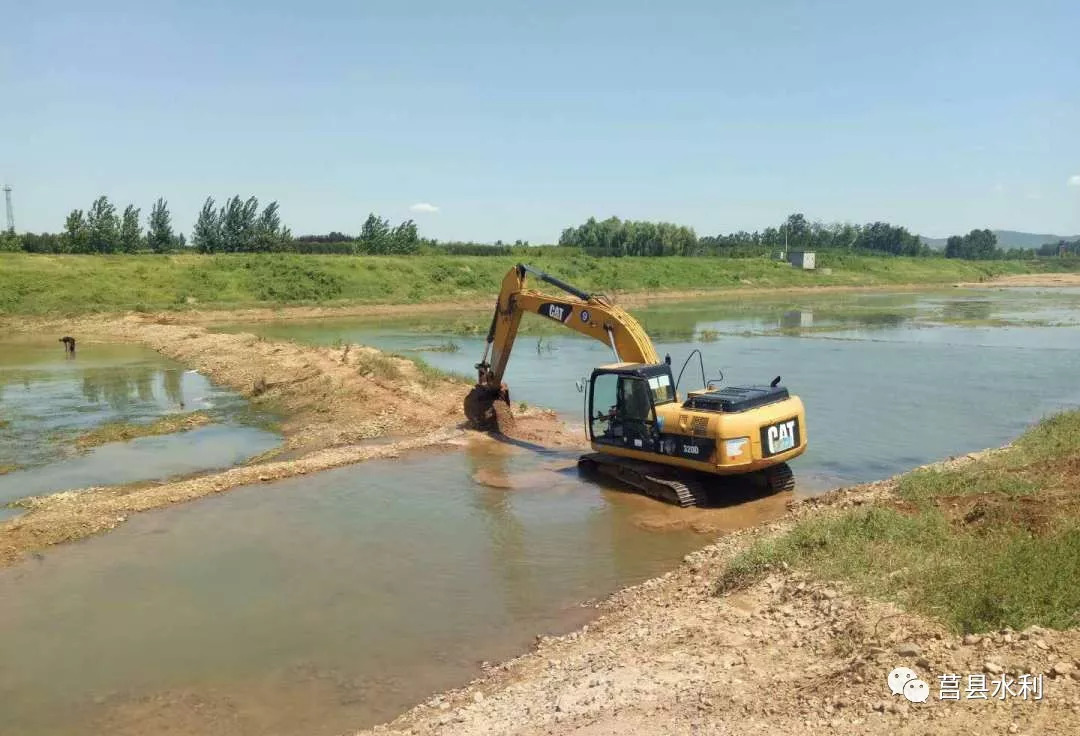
[993, 182, 1005, 194]
[1025, 192, 1043, 200]
[1068, 175, 1080, 187]
[409, 202, 440, 213]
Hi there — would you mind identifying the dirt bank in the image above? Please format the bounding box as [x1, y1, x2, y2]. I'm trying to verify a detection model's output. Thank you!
[355, 465, 1080, 736]
[0, 315, 583, 566]
[956, 272, 1080, 288]
[4, 276, 1064, 331]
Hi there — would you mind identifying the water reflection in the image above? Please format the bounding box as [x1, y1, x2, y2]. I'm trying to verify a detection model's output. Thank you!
[79, 366, 160, 410]
[163, 368, 184, 407]
[780, 309, 813, 329]
[940, 299, 994, 322]
[0, 341, 280, 490]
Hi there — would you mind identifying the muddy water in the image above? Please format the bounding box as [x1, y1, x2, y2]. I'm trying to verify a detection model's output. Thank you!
[224, 287, 1080, 490]
[3, 287, 1078, 735]
[0, 440, 718, 735]
[0, 340, 280, 506]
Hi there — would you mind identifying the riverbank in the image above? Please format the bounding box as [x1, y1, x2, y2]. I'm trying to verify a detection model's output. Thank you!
[357, 413, 1080, 736]
[0, 315, 583, 566]
[2, 270, 1077, 333]
[2, 251, 1075, 316]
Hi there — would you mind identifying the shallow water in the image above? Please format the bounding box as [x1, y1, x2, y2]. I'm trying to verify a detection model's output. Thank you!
[220, 287, 1080, 490]
[3, 287, 1079, 735]
[0, 340, 280, 504]
[0, 442, 711, 735]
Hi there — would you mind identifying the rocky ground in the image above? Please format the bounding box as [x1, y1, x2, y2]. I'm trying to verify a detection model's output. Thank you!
[354, 479, 1080, 736]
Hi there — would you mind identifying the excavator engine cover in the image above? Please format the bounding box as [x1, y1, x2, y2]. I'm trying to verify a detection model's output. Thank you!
[683, 385, 790, 413]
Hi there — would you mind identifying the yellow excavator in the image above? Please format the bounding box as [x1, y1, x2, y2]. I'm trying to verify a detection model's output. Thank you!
[464, 264, 808, 506]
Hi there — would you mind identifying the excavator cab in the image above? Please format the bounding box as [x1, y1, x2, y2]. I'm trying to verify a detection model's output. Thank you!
[587, 363, 675, 453]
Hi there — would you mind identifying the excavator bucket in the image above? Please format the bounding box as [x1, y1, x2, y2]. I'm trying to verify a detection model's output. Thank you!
[464, 383, 516, 433]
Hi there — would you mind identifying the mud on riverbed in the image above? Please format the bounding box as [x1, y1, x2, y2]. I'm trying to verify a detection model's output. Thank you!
[0, 314, 583, 566]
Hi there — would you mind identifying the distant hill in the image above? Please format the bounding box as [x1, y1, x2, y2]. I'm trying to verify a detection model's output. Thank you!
[920, 230, 1080, 250]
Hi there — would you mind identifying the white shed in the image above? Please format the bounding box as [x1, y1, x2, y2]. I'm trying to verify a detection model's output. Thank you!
[788, 251, 816, 270]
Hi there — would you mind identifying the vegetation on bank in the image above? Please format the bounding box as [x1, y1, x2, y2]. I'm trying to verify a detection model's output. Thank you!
[8, 203, 1078, 260]
[719, 410, 1080, 634]
[72, 412, 212, 451]
[2, 251, 1076, 316]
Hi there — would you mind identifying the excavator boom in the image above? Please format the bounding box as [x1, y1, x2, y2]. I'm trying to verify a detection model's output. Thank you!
[473, 264, 657, 395]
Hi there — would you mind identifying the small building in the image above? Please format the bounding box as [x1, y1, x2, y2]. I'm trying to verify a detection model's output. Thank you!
[788, 251, 816, 270]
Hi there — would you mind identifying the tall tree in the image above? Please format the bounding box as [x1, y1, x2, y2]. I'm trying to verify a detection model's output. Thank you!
[63, 209, 89, 252]
[119, 205, 142, 253]
[86, 196, 119, 253]
[219, 195, 259, 252]
[192, 197, 221, 253]
[359, 213, 391, 253]
[147, 198, 175, 253]
[390, 219, 419, 254]
[253, 200, 282, 251]
[964, 228, 998, 259]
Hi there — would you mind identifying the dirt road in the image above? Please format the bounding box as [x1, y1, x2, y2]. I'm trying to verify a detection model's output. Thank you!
[356, 477, 1080, 736]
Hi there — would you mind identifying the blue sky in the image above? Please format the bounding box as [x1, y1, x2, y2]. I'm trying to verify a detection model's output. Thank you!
[3, 0, 1078, 242]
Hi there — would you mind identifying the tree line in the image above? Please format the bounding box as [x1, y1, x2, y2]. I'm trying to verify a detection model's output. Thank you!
[2, 201, 1074, 261]
[557, 213, 932, 257]
[4, 196, 183, 254]
[557, 213, 933, 257]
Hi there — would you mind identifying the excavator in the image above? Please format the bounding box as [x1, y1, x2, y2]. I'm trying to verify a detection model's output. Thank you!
[463, 264, 808, 507]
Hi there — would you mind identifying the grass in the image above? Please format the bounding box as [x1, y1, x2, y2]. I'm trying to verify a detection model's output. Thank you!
[73, 411, 212, 450]
[1, 251, 1076, 316]
[0, 464, 16, 475]
[718, 410, 1080, 634]
[390, 354, 472, 389]
[355, 352, 404, 382]
[400, 340, 461, 353]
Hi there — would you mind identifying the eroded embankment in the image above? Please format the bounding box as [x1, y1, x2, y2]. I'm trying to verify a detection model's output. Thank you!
[357, 445, 1080, 736]
[0, 315, 583, 567]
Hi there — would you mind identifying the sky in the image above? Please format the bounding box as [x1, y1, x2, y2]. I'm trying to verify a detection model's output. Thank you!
[2, 0, 1079, 242]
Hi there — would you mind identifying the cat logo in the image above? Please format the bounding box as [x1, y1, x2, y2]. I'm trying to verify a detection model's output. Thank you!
[539, 303, 571, 323]
[766, 419, 797, 454]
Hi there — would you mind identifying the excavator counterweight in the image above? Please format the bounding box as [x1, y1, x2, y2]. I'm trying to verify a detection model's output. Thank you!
[464, 264, 808, 506]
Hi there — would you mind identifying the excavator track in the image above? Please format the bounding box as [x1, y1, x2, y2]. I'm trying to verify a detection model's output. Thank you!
[764, 462, 795, 493]
[577, 453, 710, 507]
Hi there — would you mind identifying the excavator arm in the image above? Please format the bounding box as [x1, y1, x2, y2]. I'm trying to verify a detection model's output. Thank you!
[475, 264, 659, 388]
[465, 264, 661, 429]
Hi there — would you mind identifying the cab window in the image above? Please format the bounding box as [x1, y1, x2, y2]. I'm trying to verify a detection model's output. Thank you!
[590, 372, 618, 439]
[647, 373, 675, 404]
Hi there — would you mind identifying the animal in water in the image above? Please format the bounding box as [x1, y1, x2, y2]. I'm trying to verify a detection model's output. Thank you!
[59, 336, 76, 357]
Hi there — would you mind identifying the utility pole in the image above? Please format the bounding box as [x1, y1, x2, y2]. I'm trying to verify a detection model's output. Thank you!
[2, 183, 13, 233]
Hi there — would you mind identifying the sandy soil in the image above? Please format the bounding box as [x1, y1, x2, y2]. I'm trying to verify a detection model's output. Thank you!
[0, 314, 584, 567]
[956, 273, 1080, 288]
[354, 470, 1080, 736]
